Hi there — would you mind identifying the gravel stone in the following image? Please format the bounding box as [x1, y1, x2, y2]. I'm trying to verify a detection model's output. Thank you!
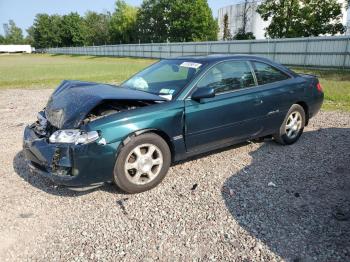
[0, 89, 349, 261]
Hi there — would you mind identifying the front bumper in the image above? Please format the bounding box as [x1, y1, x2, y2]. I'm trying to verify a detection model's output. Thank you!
[23, 125, 120, 187]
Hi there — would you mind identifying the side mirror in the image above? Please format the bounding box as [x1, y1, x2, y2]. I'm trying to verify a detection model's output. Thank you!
[191, 87, 215, 102]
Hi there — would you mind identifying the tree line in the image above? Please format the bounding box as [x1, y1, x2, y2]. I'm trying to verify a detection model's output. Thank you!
[0, 0, 348, 48]
[0, 0, 218, 48]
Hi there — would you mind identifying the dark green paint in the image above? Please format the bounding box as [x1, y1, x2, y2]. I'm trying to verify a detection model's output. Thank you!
[23, 55, 324, 187]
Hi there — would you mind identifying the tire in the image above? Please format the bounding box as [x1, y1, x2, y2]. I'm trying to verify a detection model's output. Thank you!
[274, 104, 305, 145]
[114, 133, 171, 193]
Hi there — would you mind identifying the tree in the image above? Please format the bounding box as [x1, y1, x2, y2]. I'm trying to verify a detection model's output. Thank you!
[136, 0, 169, 43]
[137, 0, 218, 43]
[233, 29, 256, 40]
[0, 35, 5, 44]
[257, 0, 346, 38]
[25, 26, 35, 45]
[167, 0, 218, 42]
[233, 0, 256, 40]
[59, 12, 86, 46]
[299, 0, 346, 37]
[223, 14, 232, 40]
[110, 0, 138, 44]
[2, 20, 24, 44]
[84, 11, 111, 45]
[32, 14, 62, 48]
[240, 0, 251, 35]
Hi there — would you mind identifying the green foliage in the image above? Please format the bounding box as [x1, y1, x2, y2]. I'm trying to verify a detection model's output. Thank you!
[29, 1, 138, 47]
[168, 0, 218, 42]
[3, 0, 218, 47]
[32, 12, 86, 48]
[84, 11, 111, 46]
[223, 14, 232, 41]
[299, 0, 346, 36]
[137, 0, 218, 43]
[32, 14, 63, 48]
[59, 12, 86, 47]
[110, 0, 138, 44]
[25, 26, 35, 46]
[1, 20, 24, 44]
[233, 29, 256, 40]
[257, 0, 346, 38]
[136, 0, 169, 43]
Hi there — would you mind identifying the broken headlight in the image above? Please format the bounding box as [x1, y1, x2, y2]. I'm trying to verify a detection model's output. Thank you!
[49, 130, 99, 145]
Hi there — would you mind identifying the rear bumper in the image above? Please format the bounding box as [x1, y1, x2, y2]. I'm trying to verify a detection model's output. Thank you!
[23, 125, 120, 187]
[309, 92, 324, 119]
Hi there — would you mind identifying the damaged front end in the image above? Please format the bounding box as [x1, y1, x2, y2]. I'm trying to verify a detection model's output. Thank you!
[23, 80, 165, 187]
[23, 114, 76, 182]
[24, 110, 121, 186]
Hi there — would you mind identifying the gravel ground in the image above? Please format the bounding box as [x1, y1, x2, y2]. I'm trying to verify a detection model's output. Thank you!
[0, 89, 349, 262]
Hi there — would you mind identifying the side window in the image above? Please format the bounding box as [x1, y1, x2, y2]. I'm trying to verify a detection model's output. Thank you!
[196, 61, 255, 94]
[252, 62, 290, 85]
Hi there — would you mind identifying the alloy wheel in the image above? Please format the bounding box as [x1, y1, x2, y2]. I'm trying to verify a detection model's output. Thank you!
[285, 111, 302, 139]
[124, 143, 163, 185]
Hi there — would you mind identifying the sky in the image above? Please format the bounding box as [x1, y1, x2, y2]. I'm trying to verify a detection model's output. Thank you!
[0, 0, 240, 36]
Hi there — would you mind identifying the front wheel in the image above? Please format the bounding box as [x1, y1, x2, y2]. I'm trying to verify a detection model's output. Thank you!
[274, 104, 305, 145]
[114, 133, 171, 193]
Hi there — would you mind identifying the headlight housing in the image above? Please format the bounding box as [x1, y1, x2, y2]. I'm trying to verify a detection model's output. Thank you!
[49, 130, 99, 145]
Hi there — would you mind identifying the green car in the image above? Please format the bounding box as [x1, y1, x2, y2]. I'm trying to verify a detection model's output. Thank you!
[23, 55, 324, 193]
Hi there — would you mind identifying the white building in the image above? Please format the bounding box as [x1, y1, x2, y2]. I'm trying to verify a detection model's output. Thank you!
[0, 45, 32, 53]
[218, 1, 268, 40]
[346, 9, 350, 35]
[218, 0, 349, 40]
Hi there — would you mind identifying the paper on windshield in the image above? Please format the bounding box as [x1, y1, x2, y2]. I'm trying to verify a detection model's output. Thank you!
[159, 94, 172, 100]
[159, 88, 174, 100]
[180, 62, 202, 69]
[160, 88, 175, 94]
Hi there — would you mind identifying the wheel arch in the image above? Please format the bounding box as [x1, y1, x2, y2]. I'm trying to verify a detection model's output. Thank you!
[295, 101, 309, 126]
[118, 128, 175, 162]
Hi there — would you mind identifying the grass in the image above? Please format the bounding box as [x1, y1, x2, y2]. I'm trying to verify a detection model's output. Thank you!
[0, 54, 349, 111]
[292, 67, 350, 112]
[0, 54, 156, 89]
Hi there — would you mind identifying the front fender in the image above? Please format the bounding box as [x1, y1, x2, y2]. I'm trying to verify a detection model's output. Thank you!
[86, 101, 186, 162]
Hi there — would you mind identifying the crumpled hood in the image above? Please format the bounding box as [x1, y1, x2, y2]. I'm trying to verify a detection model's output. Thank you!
[45, 80, 165, 129]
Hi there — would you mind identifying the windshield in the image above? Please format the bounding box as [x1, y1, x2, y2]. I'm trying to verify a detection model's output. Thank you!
[121, 59, 205, 100]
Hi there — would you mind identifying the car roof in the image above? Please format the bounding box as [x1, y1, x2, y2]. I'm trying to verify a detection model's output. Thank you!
[168, 54, 298, 77]
[169, 54, 271, 63]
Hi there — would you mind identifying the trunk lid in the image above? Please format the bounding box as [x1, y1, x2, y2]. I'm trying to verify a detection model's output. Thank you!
[45, 80, 166, 129]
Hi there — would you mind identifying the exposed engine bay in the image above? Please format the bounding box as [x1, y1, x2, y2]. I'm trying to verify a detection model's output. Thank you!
[33, 100, 156, 138]
[43, 80, 167, 129]
[82, 100, 155, 125]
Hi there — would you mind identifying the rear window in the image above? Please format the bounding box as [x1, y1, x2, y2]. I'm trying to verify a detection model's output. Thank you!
[252, 62, 290, 85]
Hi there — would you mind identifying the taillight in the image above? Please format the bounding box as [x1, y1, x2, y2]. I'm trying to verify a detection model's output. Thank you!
[316, 82, 323, 92]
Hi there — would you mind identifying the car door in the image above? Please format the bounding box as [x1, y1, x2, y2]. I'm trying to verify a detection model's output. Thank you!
[184, 60, 264, 153]
[249, 61, 304, 135]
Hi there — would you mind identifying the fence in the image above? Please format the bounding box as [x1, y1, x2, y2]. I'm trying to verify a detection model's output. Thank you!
[45, 36, 350, 69]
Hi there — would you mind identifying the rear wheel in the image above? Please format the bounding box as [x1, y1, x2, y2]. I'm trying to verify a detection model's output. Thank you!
[114, 133, 171, 193]
[274, 104, 305, 145]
